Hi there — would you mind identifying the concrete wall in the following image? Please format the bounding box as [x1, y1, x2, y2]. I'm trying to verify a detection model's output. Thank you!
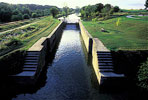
[28, 21, 65, 79]
[79, 21, 101, 84]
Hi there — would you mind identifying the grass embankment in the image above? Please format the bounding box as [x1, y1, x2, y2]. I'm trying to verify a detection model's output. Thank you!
[0, 16, 60, 74]
[83, 16, 148, 50]
[0, 16, 60, 56]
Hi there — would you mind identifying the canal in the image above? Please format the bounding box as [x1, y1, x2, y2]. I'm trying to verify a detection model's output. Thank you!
[1, 14, 130, 100]
[12, 18, 94, 100]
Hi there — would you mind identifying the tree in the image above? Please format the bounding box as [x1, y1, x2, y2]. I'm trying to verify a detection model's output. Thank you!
[32, 13, 37, 18]
[145, 0, 148, 9]
[50, 7, 59, 17]
[23, 14, 30, 19]
[0, 3, 12, 22]
[75, 6, 80, 14]
[63, 6, 69, 17]
[96, 3, 104, 12]
[11, 13, 23, 21]
[114, 6, 120, 12]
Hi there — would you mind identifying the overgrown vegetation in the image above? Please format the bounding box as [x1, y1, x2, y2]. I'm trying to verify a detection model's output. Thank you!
[0, 16, 60, 56]
[0, 16, 60, 74]
[138, 58, 148, 90]
[0, 17, 43, 32]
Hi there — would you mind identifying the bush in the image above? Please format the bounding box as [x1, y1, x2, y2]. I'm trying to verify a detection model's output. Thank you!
[137, 58, 148, 90]
[32, 13, 37, 18]
[11, 13, 23, 21]
[92, 18, 98, 22]
[6, 38, 22, 47]
[23, 14, 30, 19]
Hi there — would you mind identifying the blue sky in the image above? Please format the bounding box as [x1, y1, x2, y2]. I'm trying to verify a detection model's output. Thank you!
[0, 0, 146, 9]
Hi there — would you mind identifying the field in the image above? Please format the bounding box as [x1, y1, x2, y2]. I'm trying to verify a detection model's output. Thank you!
[0, 16, 60, 56]
[82, 16, 148, 50]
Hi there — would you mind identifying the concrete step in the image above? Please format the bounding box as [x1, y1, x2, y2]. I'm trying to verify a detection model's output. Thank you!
[97, 52, 111, 55]
[27, 51, 40, 55]
[24, 62, 38, 65]
[24, 65, 37, 68]
[97, 55, 112, 58]
[13, 71, 36, 77]
[26, 57, 39, 60]
[98, 58, 112, 60]
[100, 69, 114, 72]
[99, 63, 113, 66]
[25, 59, 38, 62]
[99, 60, 112, 63]
[99, 65, 113, 69]
[26, 54, 39, 57]
[101, 72, 125, 78]
[23, 68, 37, 71]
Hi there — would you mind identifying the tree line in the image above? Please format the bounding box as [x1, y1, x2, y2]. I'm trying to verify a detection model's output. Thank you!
[80, 3, 120, 20]
[0, 2, 58, 22]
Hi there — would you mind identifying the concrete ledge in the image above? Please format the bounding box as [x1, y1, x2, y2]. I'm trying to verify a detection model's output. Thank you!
[28, 37, 47, 51]
[94, 38, 109, 52]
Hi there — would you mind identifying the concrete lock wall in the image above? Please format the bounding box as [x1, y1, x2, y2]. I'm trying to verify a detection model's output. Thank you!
[79, 21, 101, 84]
[28, 21, 65, 80]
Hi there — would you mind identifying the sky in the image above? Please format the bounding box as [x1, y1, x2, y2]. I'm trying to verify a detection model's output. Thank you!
[0, 0, 146, 9]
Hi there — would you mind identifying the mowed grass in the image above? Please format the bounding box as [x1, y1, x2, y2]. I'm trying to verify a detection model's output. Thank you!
[82, 16, 148, 50]
[0, 16, 60, 56]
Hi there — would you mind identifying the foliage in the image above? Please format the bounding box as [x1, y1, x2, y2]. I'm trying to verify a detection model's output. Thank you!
[63, 6, 69, 17]
[32, 13, 37, 18]
[137, 58, 148, 90]
[11, 14, 23, 21]
[23, 14, 30, 19]
[0, 2, 57, 22]
[80, 3, 120, 20]
[0, 16, 60, 56]
[50, 7, 59, 17]
[145, 0, 148, 9]
[114, 6, 120, 12]
[6, 38, 22, 47]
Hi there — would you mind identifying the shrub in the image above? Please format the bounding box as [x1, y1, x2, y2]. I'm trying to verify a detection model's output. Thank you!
[32, 13, 37, 18]
[92, 18, 98, 22]
[11, 13, 23, 21]
[23, 14, 30, 19]
[137, 58, 148, 90]
[6, 38, 22, 47]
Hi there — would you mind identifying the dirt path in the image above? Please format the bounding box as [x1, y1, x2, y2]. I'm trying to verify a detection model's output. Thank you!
[0, 20, 41, 35]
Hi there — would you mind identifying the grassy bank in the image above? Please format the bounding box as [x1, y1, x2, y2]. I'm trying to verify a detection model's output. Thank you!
[82, 16, 148, 50]
[0, 16, 60, 74]
[0, 16, 60, 56]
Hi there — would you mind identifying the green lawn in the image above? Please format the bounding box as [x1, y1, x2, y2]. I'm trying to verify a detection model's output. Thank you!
[82, 16, 148, 50]
[0, 16, 60, 56]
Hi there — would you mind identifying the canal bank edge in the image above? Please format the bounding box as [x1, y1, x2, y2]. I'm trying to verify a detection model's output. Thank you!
[79, 21, 101, 84]
[10, 21, 65, 85]
[79, 21, 125, 87]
